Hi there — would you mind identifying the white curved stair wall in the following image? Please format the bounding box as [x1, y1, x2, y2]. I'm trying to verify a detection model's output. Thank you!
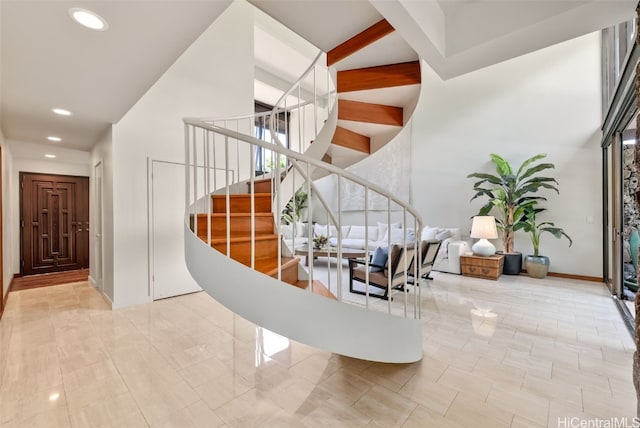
[184, 223, 423, 363]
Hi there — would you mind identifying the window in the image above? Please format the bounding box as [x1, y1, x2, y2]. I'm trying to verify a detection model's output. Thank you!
[602, 18, 637, 113]
[254, 101, 289, 174]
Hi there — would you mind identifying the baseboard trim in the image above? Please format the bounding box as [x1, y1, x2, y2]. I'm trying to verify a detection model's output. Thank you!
[87, 275, 112, 309]
[522, 270, 603, 283]
[99, 289, 113, 309]
[1, 278, 13, 320]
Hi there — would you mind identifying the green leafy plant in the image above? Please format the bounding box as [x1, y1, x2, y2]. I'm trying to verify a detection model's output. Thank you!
[516, 206, 572, 256]
[281, 188, 308, 224]
[468, 154, 558, 254]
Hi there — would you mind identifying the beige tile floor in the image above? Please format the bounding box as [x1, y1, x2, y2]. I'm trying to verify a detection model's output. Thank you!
[0, 272, 635, 427]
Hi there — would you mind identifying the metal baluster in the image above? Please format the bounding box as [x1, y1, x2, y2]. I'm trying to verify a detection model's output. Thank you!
[225, 135, 231, 258]
[364, 186, 369, 309]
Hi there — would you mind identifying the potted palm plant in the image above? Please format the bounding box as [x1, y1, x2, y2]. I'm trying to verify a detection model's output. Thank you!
[517, 205, 572, 278]
[468, 154, 559, 274]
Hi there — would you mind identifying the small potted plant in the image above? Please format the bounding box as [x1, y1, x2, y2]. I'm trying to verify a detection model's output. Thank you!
[517, 205, 572, 278]
[313, 234, 328, 249]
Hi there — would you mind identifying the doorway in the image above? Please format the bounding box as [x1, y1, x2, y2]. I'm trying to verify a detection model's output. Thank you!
[150, 160, 202, 299]
[0, 147, 3, 316]
[94, 162, 103, 292]
[20, 173, 89, 276]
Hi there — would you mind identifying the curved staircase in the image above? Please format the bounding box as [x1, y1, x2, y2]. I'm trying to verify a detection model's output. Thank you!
[183, 16, 425, 363]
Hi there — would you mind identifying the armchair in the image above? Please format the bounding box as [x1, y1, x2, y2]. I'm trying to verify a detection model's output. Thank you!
[408, 239, 442, 283]
[348, 244, 415, 300]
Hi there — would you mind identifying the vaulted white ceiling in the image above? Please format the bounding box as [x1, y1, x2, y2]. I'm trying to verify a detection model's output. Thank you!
[0, 0, 636, 156]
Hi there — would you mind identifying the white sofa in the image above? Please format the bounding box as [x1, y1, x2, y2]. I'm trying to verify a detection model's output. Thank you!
[282, 222, 406, 252]
[282, 222, 469, 274]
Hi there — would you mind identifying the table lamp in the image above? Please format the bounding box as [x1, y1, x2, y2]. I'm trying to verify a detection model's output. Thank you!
[470, 215, 498, 256]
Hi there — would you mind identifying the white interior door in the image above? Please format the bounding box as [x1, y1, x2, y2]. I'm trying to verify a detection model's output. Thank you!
[151, 161, 202, 300]
[94, 161, 103, 292]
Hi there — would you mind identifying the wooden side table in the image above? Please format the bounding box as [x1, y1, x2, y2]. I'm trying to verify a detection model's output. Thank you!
[460, 254, 504, 280]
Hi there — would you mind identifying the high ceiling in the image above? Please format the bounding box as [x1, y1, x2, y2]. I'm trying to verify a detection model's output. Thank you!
[0, 0, 636, 157]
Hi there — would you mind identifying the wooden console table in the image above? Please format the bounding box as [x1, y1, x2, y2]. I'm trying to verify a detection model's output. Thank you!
[460, 254, 504, 280]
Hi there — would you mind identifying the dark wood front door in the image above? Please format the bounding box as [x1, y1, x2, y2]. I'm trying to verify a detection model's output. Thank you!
[21, 173, 89, 276]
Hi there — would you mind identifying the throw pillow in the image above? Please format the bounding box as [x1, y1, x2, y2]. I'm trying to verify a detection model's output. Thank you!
[348, 225, 366, 239]
[377, 222, 401, 239]
[348, 225, 379, 241]
[405, 228, 416, 243]
[421, 226, 439, 240]
[382, 227, 416, 244]
[281, 224, 293, 239]
[435, 229, 452, 241]
[295, 221, 307, 237]
[370, 246, 388, 272]
[314, 223, 338, 237]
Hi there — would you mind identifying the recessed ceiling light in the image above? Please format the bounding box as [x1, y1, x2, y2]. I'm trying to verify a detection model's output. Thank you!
[47, 136, 62, 142]
[45, 154, 57, 159]
[69, 8, 108, 31]
[52, 108, 72, 116]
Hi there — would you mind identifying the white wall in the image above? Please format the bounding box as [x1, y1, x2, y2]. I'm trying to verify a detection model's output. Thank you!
[411, 32, 602, 277]
[0, 130, 14, 302]
[311, 123, 414, 227]
[9, 143, 91, 275]
[110, 1, 255, 308]
[90, 128, 114, 303]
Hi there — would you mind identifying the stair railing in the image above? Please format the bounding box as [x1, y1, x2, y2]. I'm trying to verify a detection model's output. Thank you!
[269, 51, 335, 154]
[184, 117, 424, 320]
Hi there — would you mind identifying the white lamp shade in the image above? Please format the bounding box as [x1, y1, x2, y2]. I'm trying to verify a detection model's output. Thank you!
[470, 216, 497, 256]
[470, 216, 498, 239]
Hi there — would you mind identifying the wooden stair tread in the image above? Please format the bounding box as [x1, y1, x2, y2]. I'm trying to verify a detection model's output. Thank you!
[338, 99, 403, 126]
[212, 193, 272, 198]
[208, 234, 278, 245]
[332, 126, 370, 154]
[327, 19, 395, 66]
[293, 280, 338, 300]
[196, 212, 273, 218]
[337, 61, 420, 93]
[212, 193, 272, 214]
[255, 256, 299, 276]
